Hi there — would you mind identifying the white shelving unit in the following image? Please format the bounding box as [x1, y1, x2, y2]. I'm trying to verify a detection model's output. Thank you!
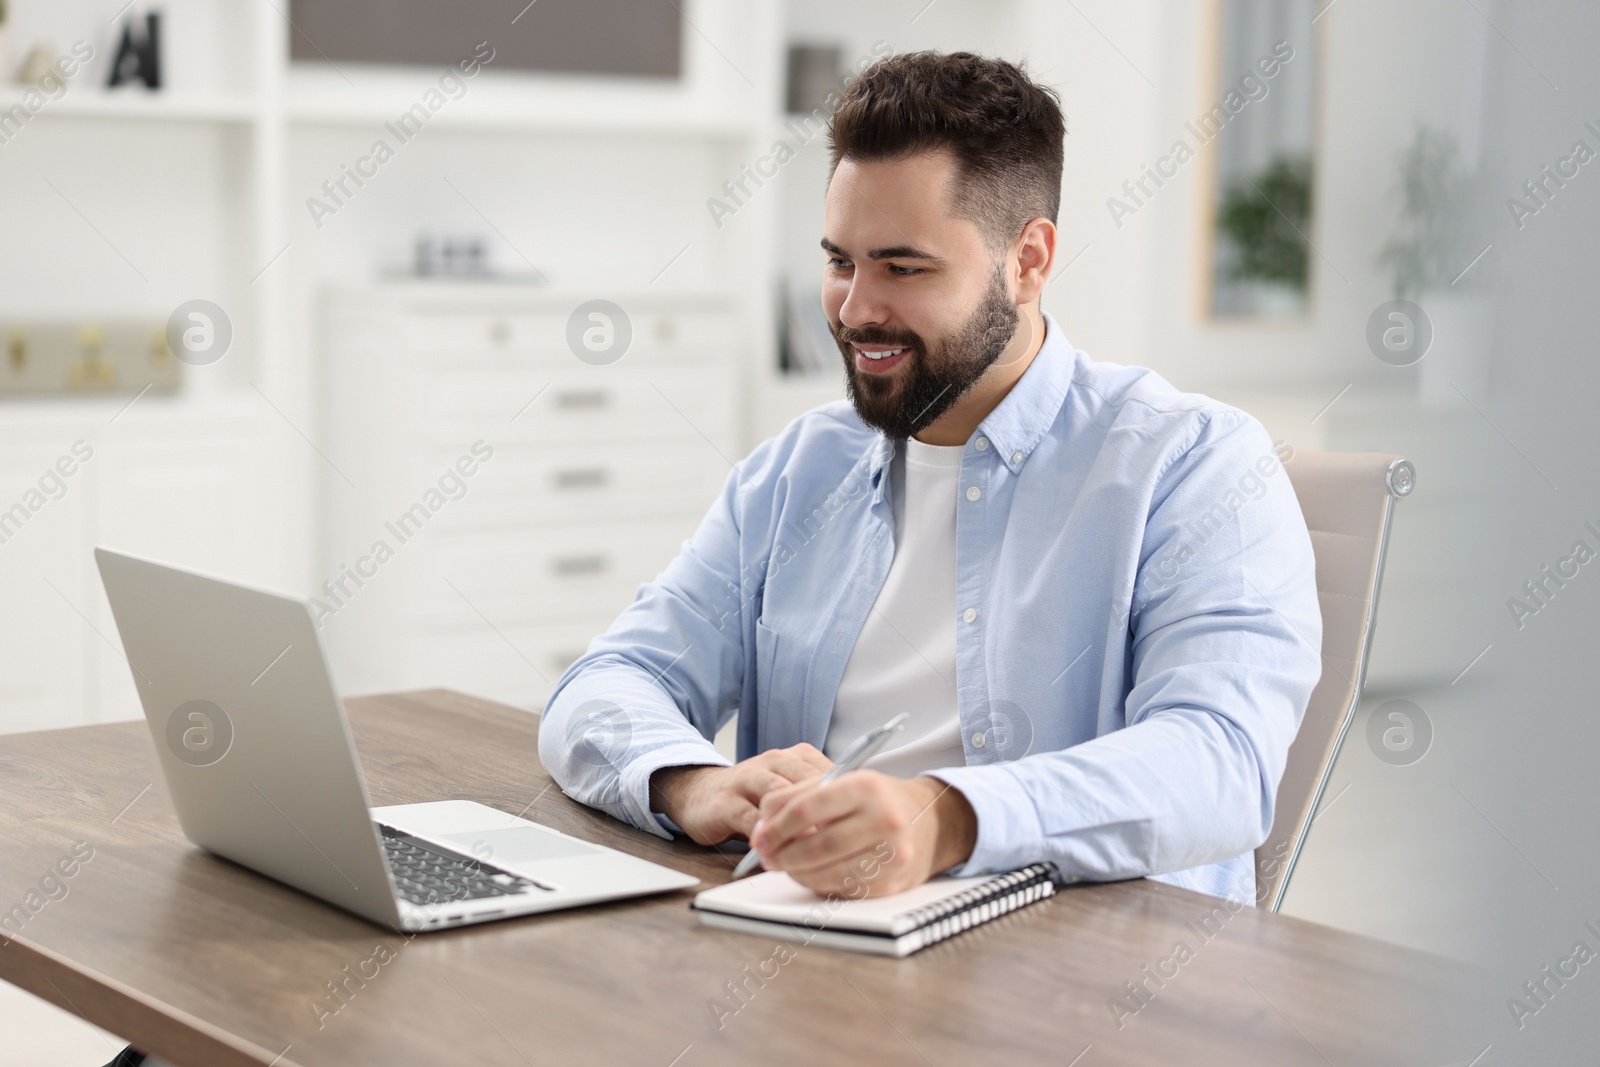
[0, 3, 291, 733]
[0, 0, 795, 729]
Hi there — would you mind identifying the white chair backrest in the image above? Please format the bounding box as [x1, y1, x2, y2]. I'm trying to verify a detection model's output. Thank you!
[1256, 450, 1414, 911]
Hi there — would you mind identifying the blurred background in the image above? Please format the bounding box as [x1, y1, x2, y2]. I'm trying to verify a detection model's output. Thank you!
[1, 0, 1594, 1061]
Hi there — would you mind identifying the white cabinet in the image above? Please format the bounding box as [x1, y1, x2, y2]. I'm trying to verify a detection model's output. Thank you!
[0, 438, 93, 735]
[0, 401, 286, 734]
[89, 427, 286, 723]
[319, 285, 743, 712]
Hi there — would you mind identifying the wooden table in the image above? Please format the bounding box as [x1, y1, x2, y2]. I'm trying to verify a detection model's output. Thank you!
[0, 689, 1485, 1066]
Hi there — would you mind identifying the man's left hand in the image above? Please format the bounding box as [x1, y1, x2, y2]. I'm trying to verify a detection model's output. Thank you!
[747, 771, 978, 896]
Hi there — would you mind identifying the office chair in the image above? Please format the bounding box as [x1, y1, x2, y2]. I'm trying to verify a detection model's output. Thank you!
[1256, 451, 1415, 912]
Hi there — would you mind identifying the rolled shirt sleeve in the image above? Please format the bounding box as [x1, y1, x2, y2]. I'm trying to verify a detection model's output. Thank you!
[537, 445, 772, 839]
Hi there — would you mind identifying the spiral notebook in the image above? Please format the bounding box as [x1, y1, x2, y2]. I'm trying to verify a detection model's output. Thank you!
[690, 864, 1058, 957]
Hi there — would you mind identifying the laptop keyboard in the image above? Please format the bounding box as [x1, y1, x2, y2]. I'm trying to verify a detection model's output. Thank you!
[378, 823, 549, 906]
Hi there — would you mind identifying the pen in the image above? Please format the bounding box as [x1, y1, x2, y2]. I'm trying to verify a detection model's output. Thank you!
[731, 712, 909, 879]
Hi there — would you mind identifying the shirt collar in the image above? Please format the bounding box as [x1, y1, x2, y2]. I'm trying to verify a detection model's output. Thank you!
[866, 310, 1075, 492]
[973, 310, 1075, 475]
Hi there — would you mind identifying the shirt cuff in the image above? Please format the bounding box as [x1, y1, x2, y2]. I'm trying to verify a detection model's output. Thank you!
[619, 741, 733, 840]
[921, 764, 1047, 878]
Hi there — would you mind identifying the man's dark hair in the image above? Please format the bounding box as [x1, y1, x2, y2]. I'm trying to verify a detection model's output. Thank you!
[828, 51, 1065, 253]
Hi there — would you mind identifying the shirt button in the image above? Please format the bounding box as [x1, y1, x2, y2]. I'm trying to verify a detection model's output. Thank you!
[965, 485, 982, 502]
[1011, 451, 1023, 464]
[972, 731, 987, 748]
[974, 437, 989, 451]
[962, 607, 978, 623]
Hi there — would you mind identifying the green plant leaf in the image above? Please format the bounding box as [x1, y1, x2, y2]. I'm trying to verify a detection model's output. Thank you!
[1215, 155, 1313, 289]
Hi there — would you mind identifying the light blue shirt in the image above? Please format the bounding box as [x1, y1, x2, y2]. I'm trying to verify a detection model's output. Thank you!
[539, 312, 1322, 903]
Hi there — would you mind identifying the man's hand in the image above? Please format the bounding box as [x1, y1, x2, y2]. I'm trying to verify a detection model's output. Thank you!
[748, 772, 978, 896]
[648, 743, 834, 847]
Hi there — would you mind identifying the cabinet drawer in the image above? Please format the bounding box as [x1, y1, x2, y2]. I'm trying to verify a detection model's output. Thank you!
[397, 311, 568, 357]
[434, 440, 728, 528]
[415, 518, 697, 626]
[418, 615, 622, 712]
[427, 367, 736, 448]
[390, 307, 739, 367]
[625, 308, 742, 360]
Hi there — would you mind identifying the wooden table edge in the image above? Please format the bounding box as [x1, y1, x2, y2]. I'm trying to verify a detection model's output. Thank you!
[0, 931, 294, 1067]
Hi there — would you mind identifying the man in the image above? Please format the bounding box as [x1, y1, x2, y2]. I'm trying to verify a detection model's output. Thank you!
[539, 51, 1321, 904]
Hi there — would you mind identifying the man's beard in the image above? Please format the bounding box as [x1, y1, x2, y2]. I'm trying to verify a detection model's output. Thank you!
[833, 264, 1019, 440]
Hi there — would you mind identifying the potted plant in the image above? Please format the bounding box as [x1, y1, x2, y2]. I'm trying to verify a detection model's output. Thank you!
[1375, 124, 1491, 405]
[1215, 154, 1313, 316]
[1377, 126, 1480, 299]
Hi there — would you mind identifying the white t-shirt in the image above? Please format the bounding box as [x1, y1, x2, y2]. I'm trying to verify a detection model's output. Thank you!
[824, 436, 966, 777]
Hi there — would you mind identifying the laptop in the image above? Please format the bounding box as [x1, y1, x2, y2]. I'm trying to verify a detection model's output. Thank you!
[94, 547, 698, 932]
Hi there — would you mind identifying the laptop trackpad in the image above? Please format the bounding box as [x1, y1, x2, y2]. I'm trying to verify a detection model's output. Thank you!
[441, 826, 600, 864]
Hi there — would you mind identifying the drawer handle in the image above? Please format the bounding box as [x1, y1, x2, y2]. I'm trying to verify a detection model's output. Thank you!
[551, 554, 609, 577]
[553, 466, 609, 489]
[553, 389, 610, 409]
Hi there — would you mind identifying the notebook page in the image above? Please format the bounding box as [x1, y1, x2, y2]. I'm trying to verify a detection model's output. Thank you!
[692, 871, 997, 935]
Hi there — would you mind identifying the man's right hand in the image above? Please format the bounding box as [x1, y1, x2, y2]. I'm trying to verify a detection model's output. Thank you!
[648, 743, 835, 846]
